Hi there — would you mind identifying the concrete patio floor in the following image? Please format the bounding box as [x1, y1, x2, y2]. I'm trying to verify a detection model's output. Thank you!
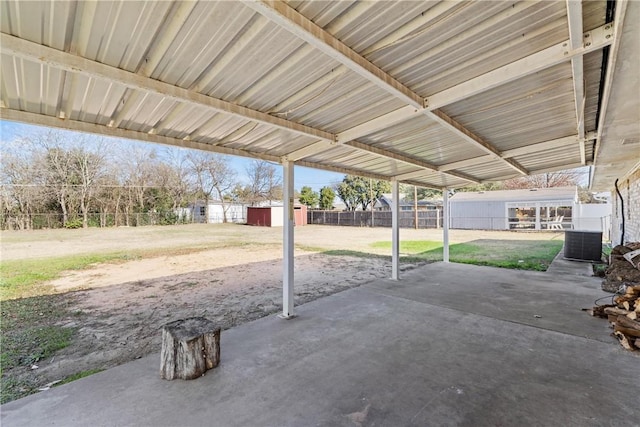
[2, 261, 638, 426]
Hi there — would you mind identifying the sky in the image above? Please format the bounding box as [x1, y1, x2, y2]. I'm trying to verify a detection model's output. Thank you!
[0, 120, 345, 192]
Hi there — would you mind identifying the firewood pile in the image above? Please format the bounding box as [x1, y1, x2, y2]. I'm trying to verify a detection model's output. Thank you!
[587, 242, 640, 351]
[588, 286, 640, 351]
[602, 243, 640, 292]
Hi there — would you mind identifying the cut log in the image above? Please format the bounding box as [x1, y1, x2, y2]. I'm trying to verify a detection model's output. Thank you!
[615, 315, 640, 331]
[614, 325, 640, 338]
[587, 304, 615, 318]
[625, 285, 640, 295]
[614, 331, 637, 351]
[160, 317, 221, 380]
[604, 307, 631, 316]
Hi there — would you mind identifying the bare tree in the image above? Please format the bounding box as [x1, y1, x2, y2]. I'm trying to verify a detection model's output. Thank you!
[187, 152, 237, 222]
[119, 146, 158, 226]
[502, 170, 581, 189]
[71, 140, 107, 228]
[0, 145, 47, 229]
[34, 131, 76, 225]
[244, 160, 282, 206]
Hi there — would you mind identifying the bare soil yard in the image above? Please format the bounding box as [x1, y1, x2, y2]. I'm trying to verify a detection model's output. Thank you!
[1, 224, 562, 402]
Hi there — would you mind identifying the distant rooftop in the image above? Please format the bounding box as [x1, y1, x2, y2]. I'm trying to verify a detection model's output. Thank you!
[450, 187, 577, 202]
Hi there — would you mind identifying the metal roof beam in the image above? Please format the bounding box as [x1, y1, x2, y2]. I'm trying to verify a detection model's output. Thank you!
[243, 0, 424, 109]
[1, 108, 282, 163]
[438, 133, 597, 172]
[501, 132, 595, 158]
[487, 162, 586, 182]
[336, 106, 420, 143]
[566, 0, 586, 164]
[337, 22, 615, 143]
[245, 0, 528, 180]
[427, 110, 529, 175]
[0, 33, 335, 143]
[283, 140, 337, 162]
[393, 169, 437, 181]
[345, 140, 480, 184]
[426, 23, 614, 110]
[294, 159, 394, 183]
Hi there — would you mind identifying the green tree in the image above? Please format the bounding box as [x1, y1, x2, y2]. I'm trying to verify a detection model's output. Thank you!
[319, 186, 335, 210]
[335, 175, 390, 211]
[455, 182, 503, 192]
[401, 184, 442, 201]
[298, 186, 318, 208]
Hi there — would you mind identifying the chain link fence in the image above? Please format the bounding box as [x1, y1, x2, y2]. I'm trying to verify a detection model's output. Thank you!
[1, 212, 191, 230]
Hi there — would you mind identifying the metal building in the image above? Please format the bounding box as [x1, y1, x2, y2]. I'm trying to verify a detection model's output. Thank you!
[450, 187, 579, 230]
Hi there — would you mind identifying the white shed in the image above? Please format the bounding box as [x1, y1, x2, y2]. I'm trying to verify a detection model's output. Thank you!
[449, 187, 579, 230]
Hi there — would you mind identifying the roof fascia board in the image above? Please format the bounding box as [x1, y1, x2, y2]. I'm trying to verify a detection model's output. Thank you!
[591, 0, 629, 185]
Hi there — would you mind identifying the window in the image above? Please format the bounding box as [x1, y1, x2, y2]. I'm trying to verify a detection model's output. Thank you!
[507, 202, 536, 229]
[506, 201, 573, 230]
[199, 206, 206, 216]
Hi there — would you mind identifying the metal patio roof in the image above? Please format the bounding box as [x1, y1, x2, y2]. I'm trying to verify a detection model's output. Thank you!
[1, 0, 638, 190]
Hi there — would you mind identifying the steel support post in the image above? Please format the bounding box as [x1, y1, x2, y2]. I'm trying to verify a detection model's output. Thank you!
[443, 188, 450, 263]
[391, 178, 400, 280]
[280, 160, 295, 319]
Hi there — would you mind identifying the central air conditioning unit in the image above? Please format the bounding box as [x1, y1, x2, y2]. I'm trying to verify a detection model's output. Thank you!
[564, 230, 603, 262]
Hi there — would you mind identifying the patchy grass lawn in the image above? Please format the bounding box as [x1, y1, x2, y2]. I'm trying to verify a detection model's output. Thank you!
[371, 239, 564, 271]
[0, 294, 80, 403]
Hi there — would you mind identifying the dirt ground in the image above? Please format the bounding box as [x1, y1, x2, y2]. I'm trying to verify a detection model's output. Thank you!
[1, 224, 562, 396]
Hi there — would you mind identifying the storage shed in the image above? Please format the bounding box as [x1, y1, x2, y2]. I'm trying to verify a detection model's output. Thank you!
[247, 206, 307, 227]
[449, 187, 578, 230]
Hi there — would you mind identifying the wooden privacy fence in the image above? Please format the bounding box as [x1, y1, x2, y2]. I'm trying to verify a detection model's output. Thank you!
[307, 210, 443, 229]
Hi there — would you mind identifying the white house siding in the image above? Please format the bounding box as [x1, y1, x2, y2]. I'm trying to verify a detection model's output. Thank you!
[450, 201, 506, 230]
[611, 166, 640, 245]
[192, 203, 247, 224]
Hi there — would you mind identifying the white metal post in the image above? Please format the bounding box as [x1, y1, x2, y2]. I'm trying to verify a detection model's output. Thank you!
[443, 188, 450, 263]
[391, 179, 400, 280]
[280, 160, 295, 319]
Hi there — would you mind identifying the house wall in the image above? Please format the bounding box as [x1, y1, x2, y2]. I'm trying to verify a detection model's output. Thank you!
[611, 166, 640, 245]
[573, 203, 612, 236]
[449, 201, 506, 230]
[191, 203, 246, 224]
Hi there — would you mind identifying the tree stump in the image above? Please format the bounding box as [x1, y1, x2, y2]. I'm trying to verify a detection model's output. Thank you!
[160, 317, 221, 380]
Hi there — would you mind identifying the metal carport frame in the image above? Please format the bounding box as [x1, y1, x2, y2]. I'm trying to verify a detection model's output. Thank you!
[1, 0, 637, 318]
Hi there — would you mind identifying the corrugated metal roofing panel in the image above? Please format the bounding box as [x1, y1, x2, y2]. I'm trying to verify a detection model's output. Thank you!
[0, 0, 632, 192]
[359, 115, 488, 165]
[457, 162, 516, 181]
[365, 1, 569, 96]
[440, 63, 578, 151]
[583, 50, 604, 134]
